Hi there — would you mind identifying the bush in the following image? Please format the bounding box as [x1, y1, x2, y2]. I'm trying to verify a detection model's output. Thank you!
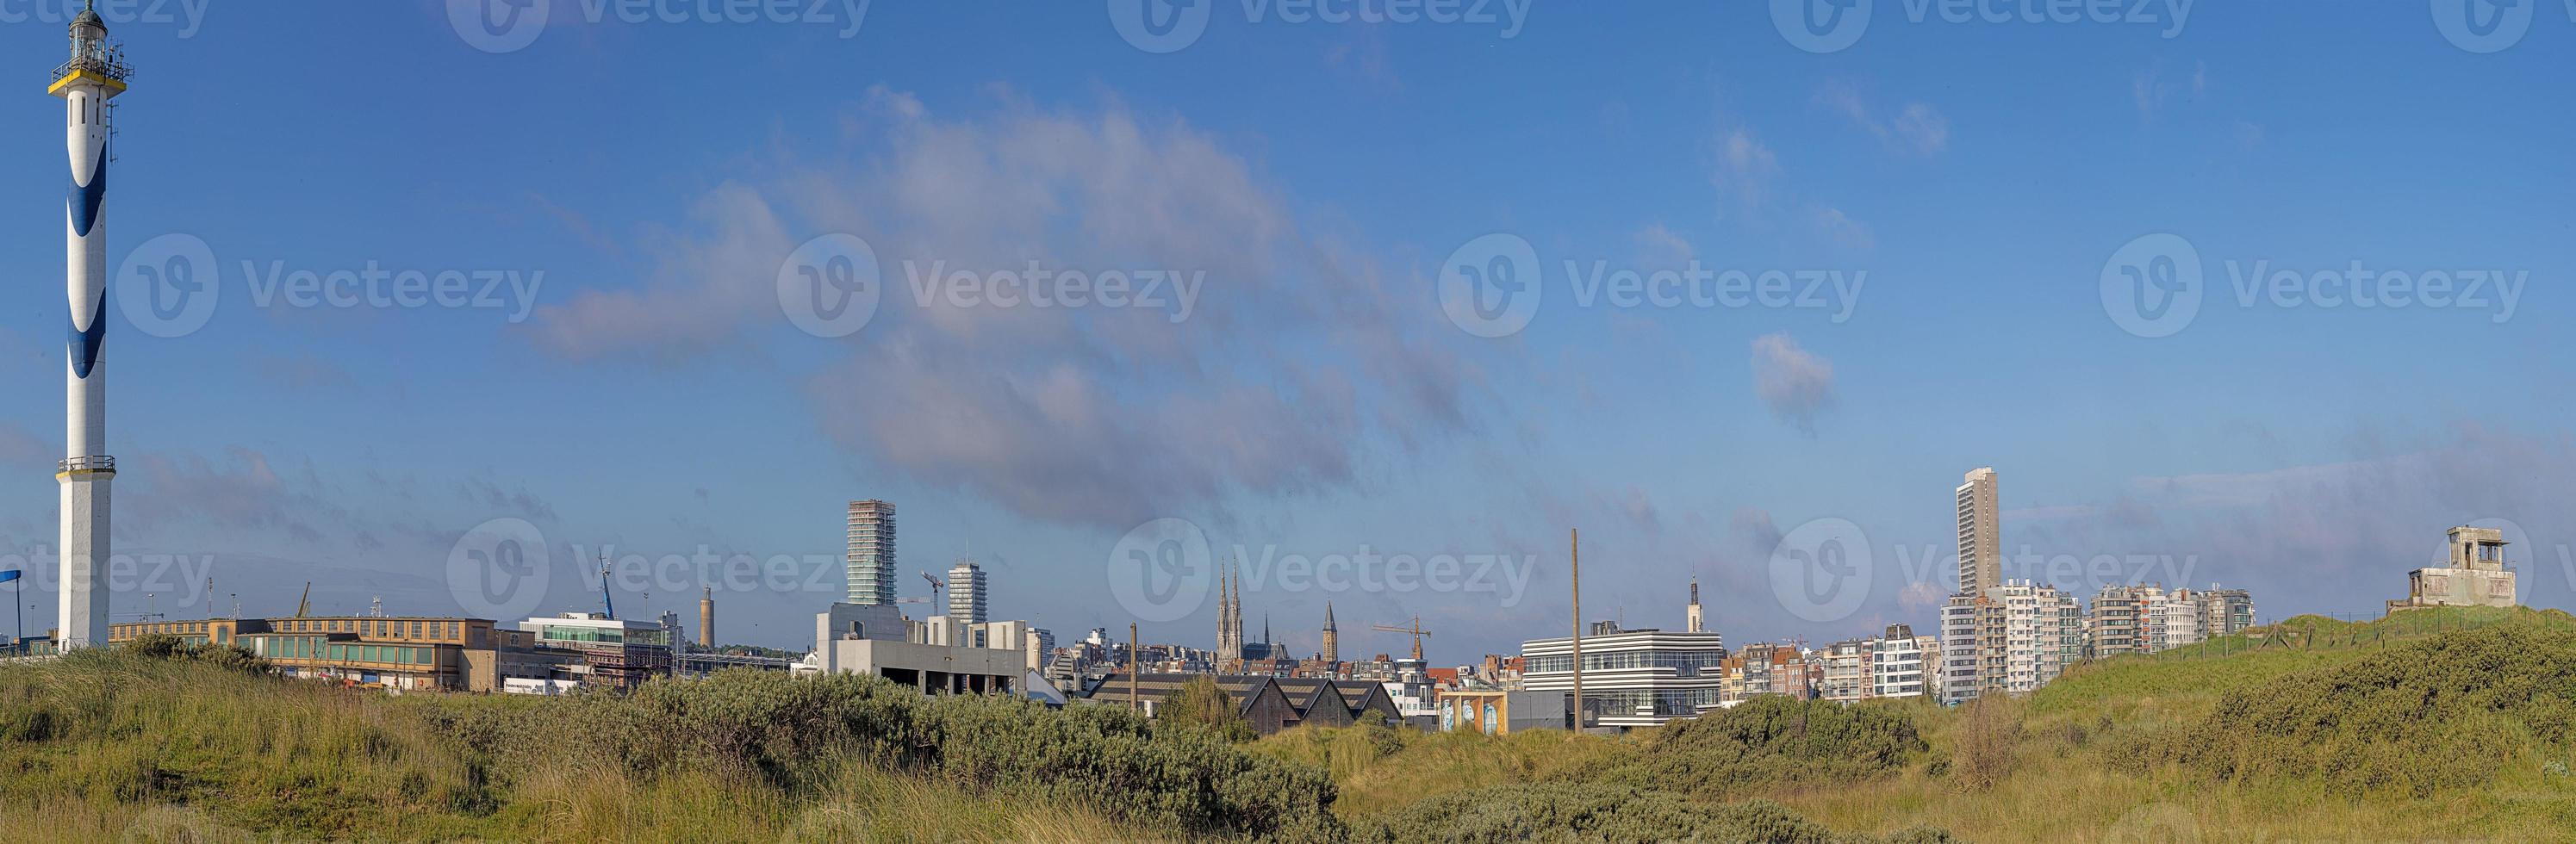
[1378, 782, 1951, 844]
[1564, 696, 1929, 798]
[2155, 625, 2576, 797]
[1161, 674, 1258, 742]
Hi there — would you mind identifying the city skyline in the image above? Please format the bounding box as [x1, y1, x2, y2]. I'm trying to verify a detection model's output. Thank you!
[0, 4, 2565, 665]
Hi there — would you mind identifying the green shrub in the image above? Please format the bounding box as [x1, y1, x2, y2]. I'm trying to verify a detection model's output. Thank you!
[1377, 782, 1950, 844]
[1563, 696, 1929, 798]
[2156, 625, 2576, 797]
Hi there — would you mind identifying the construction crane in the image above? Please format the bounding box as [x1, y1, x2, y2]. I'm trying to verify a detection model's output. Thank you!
[598, 554, 617, 620]
[1372, 616, 1433, 661]
[295, 581, 311, 617]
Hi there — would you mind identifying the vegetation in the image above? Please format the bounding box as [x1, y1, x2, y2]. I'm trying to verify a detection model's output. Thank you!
[16, 606, 2576, 841]
[1256, 606, 2576, 842]
[1160, 674, 1258, 742]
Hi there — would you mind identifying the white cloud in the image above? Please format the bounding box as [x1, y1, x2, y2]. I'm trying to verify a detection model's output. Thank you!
[1751, 332, 1837, 435]
[525, 88, 1484, 528]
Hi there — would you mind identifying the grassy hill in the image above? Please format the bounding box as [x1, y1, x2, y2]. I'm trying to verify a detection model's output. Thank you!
[9, 608, 2576, 841]
[1248, 606, 2576, 842]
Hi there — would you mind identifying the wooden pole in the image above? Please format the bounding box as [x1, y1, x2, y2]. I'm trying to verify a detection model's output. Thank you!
[1128, 623, 1141, 713]
[1570, 528, 1583, 731]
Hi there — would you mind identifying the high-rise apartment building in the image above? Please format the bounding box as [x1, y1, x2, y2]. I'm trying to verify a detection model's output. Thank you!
[947, 560, 988, 625]
[1956, 468, 2001, 595]
[2085, 585, 2154, 659]
[1939, 594, 1982, 704]
[2193, 587, 2255, 638]
[846, 500, 898, 605]
[1820, 639, 1870, 702]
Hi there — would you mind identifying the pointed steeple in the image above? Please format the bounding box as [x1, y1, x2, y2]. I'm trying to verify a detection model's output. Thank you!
[1323, 601, 1335, 631]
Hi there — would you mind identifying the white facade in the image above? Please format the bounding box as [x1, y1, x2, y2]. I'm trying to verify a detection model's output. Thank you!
[1938, 595, 1980, 705]
[1867, 625, 1933, 699]
[1521, 626, 1727, 729]
[947, 561, 988, 625]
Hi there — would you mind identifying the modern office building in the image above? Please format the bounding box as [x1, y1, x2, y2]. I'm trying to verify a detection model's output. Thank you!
[2388, 525, 2518, 613]
[1956, 468, 2001, 596]
[519, 611, 675, 690]
[846, 500, 898, 605]
[1521, 617, 1727, 730]
[947, 560, 988, 625]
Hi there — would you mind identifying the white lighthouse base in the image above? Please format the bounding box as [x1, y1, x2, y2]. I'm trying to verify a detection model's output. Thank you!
[57, 475, 111, 649]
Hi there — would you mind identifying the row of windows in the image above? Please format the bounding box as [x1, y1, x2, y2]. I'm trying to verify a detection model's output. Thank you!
[271, 618, 462, 641]
[246, 636, 437, 667]
[538, 626, 670, 646]
[1523, 650, 1728, 674]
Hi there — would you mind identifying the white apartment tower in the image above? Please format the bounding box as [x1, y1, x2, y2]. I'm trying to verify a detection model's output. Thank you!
[846, 500, 897, 605]
[947, 559, 988, 625]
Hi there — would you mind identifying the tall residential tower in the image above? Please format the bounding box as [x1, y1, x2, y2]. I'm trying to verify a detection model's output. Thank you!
[846, 500, 897, 605]
[947, 559, 987, 624]
[1956, 468, 2000, 595]
[51, 4, 129, 650]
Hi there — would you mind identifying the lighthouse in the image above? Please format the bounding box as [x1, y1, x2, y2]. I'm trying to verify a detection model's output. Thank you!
[50, 3, 129, 650]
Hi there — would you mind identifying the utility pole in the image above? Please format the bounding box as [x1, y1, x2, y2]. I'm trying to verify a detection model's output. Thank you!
[1128, 623, 1141, 714]
[1570, 527, 1583, 731]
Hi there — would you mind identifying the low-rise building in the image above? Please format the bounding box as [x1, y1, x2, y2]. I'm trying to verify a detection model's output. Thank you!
[1520, 620, 1727, 730]
[112, 616, 519, 692]
[2389, 525, 2518, 613]
[1437, 688, 1569, 735]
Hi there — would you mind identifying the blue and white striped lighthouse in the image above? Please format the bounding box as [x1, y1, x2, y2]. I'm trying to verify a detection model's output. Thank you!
[49, 1, 129, 650]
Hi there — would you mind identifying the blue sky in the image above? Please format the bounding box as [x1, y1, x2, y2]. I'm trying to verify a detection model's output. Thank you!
[0, 2, 2567, 661]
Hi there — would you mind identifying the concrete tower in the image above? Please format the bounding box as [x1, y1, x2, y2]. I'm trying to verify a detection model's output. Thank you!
[1320, 601, 1338, 664]
[698, 586, 714, 650]
[1686, 578, 1704, 633]
[51, 3, 128, 650]
[1956, 468, 2000, 596]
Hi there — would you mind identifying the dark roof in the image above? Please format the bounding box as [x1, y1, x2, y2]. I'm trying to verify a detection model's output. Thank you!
[1081, 673, 1283, 715]
[1270, 678, 1348, 715]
